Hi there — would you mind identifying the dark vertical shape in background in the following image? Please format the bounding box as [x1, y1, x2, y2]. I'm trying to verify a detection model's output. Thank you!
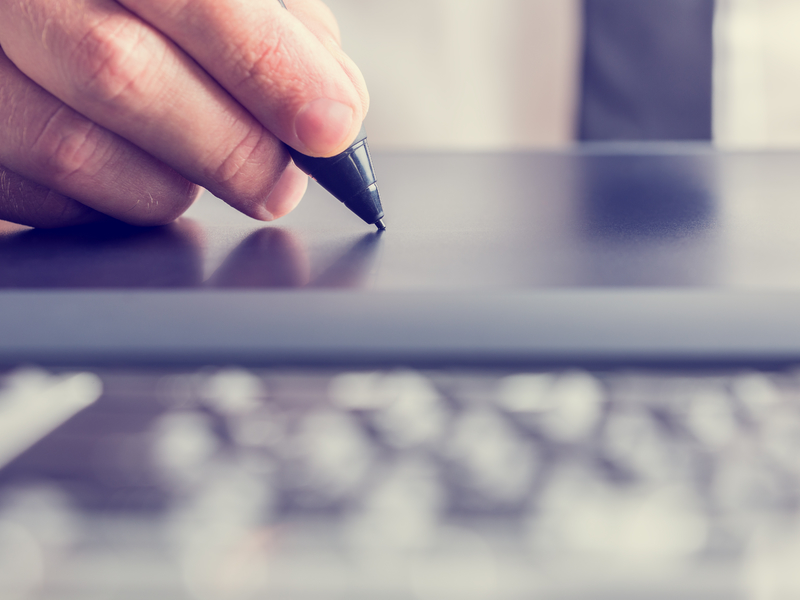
[579, 0, 715, 141]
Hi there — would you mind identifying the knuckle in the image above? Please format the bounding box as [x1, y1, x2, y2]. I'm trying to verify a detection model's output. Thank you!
[210, 128, 265, 184]
[30, 107, 109, 184]
[227, 26, 301, 94]
[69, 16, 150, 103]
[208, 127, 280, 200]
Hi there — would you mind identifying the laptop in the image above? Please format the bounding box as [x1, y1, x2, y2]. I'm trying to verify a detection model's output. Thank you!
[1, 146, 800, 598]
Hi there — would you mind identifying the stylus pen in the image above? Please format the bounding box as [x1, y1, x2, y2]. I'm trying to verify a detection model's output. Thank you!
[276, 0, 385, 231]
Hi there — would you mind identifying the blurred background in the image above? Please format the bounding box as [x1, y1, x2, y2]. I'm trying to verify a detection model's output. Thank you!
[326, 0, 800, 150]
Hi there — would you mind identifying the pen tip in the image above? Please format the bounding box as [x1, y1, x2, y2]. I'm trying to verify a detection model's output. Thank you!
[375, 219, 386, 231]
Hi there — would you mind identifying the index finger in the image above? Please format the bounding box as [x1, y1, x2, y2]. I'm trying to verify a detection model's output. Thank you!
[117, 0, 368, 158]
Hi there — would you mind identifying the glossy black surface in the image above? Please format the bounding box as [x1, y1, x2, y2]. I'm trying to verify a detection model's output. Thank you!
[3, 147, 800, 364]
[2, 146, 800, 291]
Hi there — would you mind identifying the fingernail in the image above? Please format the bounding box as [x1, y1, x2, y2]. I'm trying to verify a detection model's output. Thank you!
[252, 205, 275, 221]
[264, 163, 309, 220]
[294, 98, 354, 156]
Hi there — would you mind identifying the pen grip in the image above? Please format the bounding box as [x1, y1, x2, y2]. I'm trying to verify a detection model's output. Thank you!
[274, 0, 383, 227]
[287, 126, 373, 195]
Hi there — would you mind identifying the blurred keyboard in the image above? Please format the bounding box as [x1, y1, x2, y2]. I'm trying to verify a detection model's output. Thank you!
[2, 366, 800, 599]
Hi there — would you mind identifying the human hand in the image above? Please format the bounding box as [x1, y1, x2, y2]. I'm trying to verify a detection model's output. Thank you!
[0, 0, 369, 228]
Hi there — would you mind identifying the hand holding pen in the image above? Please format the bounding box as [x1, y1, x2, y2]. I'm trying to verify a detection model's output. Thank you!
[0, 0, 373, 228]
